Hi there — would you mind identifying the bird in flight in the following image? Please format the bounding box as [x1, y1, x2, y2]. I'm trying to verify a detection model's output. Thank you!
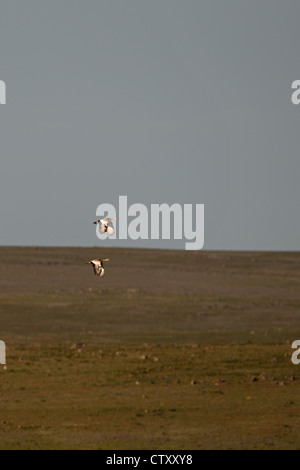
[93, 217, 117, 235]
[86, 258, 110, 277]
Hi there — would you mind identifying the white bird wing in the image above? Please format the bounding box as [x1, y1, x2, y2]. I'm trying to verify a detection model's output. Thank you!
[98, 268, 105, 277]
[106, 225, 115, 235]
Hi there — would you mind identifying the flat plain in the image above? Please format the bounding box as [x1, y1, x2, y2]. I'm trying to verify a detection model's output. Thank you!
[0, 246, 300, 449]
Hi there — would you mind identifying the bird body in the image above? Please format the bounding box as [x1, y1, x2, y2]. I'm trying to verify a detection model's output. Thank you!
[93, 217, 117, 235]
[86, 258, 110, 277]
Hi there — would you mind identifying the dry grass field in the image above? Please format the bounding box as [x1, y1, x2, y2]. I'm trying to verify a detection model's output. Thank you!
[0, 246, 300, 449]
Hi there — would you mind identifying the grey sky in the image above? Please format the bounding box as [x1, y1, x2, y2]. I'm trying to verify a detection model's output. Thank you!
[0, 1, 299, 250]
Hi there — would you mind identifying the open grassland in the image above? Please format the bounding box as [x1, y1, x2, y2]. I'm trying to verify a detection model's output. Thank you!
[0, 246, 300, 449]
